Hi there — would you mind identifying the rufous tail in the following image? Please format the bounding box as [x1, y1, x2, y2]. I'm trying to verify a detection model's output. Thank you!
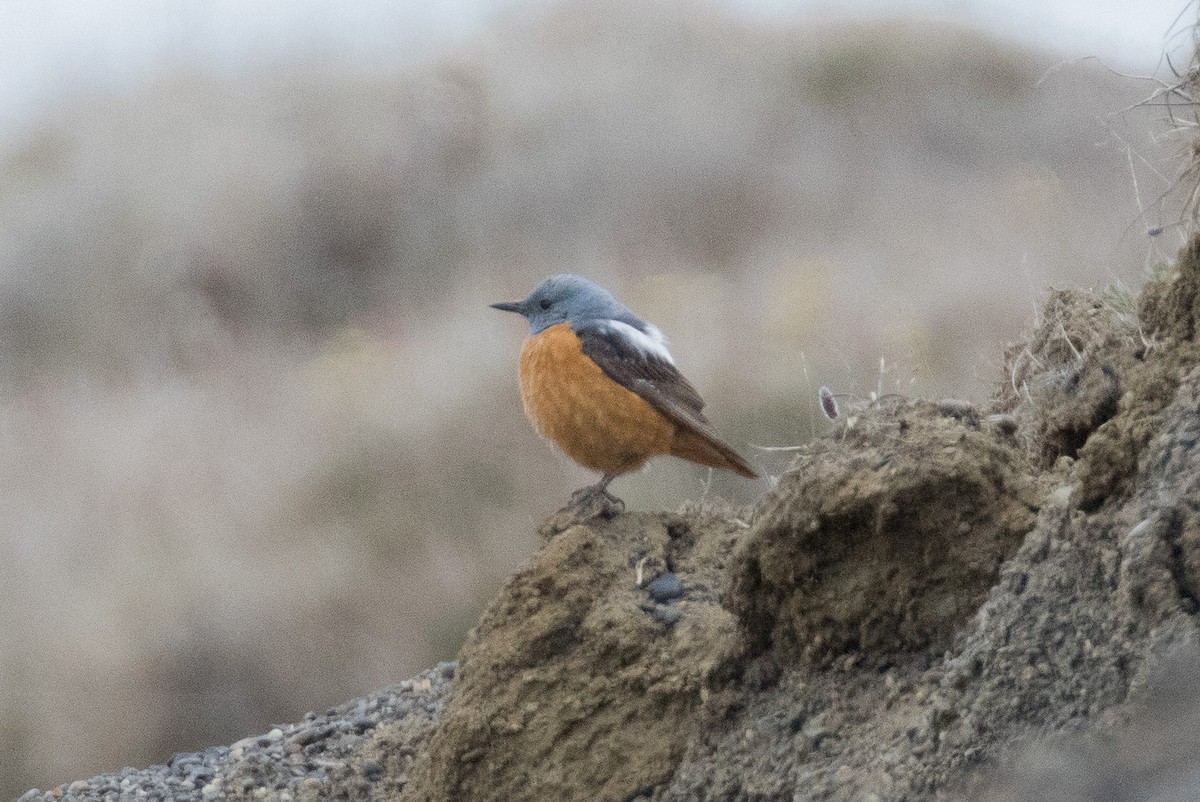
[670, 427, 759, 479]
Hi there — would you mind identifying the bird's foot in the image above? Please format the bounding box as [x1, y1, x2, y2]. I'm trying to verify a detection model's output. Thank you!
[539, 483, 624, 538]
[567, 483, 625, 512]
[564, 483, 624, 521]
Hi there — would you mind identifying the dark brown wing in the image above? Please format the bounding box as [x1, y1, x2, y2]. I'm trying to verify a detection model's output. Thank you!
[577, 324, 758, 478]
[576, 324, 710, 431]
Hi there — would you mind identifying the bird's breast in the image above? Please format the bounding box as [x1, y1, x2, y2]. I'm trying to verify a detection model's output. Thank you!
[517, 323, 674, 473]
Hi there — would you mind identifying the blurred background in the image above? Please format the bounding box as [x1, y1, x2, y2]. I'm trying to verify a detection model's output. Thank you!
[0, 0, 1193, 794]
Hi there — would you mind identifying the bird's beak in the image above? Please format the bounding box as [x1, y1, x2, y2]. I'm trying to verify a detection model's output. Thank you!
[490, 301, 524, 314]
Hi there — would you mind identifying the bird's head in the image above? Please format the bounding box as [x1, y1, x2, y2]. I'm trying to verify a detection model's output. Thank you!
[491, 274, 631, 335]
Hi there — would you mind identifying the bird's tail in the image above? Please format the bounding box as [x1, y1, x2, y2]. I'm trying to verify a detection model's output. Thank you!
[670, 427, 759, 479]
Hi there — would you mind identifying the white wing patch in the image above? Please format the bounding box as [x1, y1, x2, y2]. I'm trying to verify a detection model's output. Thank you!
[603, 320, 675, 365]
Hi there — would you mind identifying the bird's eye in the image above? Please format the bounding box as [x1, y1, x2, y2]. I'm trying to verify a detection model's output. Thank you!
[539, 298, 552, 310]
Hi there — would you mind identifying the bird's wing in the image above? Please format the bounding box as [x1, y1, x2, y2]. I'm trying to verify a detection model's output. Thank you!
[576, 321, 711, 431]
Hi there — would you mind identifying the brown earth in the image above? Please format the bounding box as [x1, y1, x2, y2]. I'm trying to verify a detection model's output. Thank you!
[397, 237, 1200, 801]
[22, 242, 1200, 801]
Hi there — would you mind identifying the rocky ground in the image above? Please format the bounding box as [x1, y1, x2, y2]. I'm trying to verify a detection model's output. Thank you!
[15, 664, 454, 802]
[20, 241, 1200, 801]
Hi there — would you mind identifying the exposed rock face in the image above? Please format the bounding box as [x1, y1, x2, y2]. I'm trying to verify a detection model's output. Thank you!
[23, 243, 1200, 802]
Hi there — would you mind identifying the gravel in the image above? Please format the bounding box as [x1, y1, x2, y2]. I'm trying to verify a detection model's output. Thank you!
[16, 663, 455, 802]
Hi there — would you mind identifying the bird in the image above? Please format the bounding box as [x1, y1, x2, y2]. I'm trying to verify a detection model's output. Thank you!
[491, 274, 758, 512]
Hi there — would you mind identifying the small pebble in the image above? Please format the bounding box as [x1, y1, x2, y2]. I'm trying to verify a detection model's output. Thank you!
[290, 724, 334, 747]
[230, 735, 257, 752]
[259, 728, 284, 746]
[986, 413, 1018, 435]
[646, 572, 683, 602]
[1045, 485, 1074, 508]
[938, 398, 974, 418]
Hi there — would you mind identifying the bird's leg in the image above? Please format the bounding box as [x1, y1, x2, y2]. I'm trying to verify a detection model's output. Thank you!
[593, 471, 622, 504]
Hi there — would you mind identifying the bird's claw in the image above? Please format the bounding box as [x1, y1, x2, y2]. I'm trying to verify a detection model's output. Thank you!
[567, 484, 624, 512]
[558, 483, 624, 523]
[538, 482, 625, 539]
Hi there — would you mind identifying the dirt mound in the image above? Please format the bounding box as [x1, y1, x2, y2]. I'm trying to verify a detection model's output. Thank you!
[657, 243, 1200, 800]
[400, 509, 749, 802]
[973, 641, 1200, 802]
[22, 242, 1200, 802]
[1141, 237, 1200, 342]
[999, 288, 1134, 469]
[728, 400, 1044, 665]
[993, 250, 1200, 513]
[397, 240, 1200, 801]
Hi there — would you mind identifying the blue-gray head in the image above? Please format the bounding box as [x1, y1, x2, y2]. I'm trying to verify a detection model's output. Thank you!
[492, 274, 676, 364]
[491, 274, 638, 335]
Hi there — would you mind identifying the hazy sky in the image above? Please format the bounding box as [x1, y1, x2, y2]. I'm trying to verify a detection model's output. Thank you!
[745, 0, 1195, 63]
[0, 0, 1194, 137]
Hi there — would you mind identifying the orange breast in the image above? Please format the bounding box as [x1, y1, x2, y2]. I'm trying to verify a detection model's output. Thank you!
[518, 323, 675, 474]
